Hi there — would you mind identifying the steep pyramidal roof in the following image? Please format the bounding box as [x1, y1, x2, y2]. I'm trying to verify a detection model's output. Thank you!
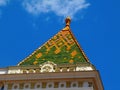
[18, 17, 89, 66]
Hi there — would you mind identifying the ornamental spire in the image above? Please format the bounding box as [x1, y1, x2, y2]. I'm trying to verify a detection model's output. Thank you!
[65, 16, 71, 26]
[63, 16, 71, 31]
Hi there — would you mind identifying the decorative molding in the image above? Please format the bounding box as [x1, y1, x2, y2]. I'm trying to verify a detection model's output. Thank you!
[0, 62, 95, 74]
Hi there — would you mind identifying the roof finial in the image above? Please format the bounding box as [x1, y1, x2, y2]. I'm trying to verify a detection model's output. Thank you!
[65, 16, 71, 26]
[62, 16, 71, 31]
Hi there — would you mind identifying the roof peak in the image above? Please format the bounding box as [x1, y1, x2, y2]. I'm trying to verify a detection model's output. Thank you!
[18, 17, 90, 66]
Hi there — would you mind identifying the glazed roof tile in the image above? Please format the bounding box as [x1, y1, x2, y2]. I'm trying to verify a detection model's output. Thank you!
[18, 17, 89, 66]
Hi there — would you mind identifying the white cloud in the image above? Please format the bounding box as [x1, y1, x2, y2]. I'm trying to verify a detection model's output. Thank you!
[0, 0, 9, 6]
[0, 0, 9, 17]
[23, 0, 90, 18]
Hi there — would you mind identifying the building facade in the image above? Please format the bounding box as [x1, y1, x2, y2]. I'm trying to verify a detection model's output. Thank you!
[0, 17, 104, 90]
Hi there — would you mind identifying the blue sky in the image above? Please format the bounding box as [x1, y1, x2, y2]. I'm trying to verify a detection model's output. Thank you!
[0, 0, 120, 90]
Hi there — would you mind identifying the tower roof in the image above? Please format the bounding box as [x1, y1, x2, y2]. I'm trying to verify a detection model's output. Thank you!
[18, 17, 89, 66]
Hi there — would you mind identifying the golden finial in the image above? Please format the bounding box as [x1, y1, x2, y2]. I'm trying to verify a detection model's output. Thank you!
[65, 16, 71, 26]
[62, 16, 71, 31]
